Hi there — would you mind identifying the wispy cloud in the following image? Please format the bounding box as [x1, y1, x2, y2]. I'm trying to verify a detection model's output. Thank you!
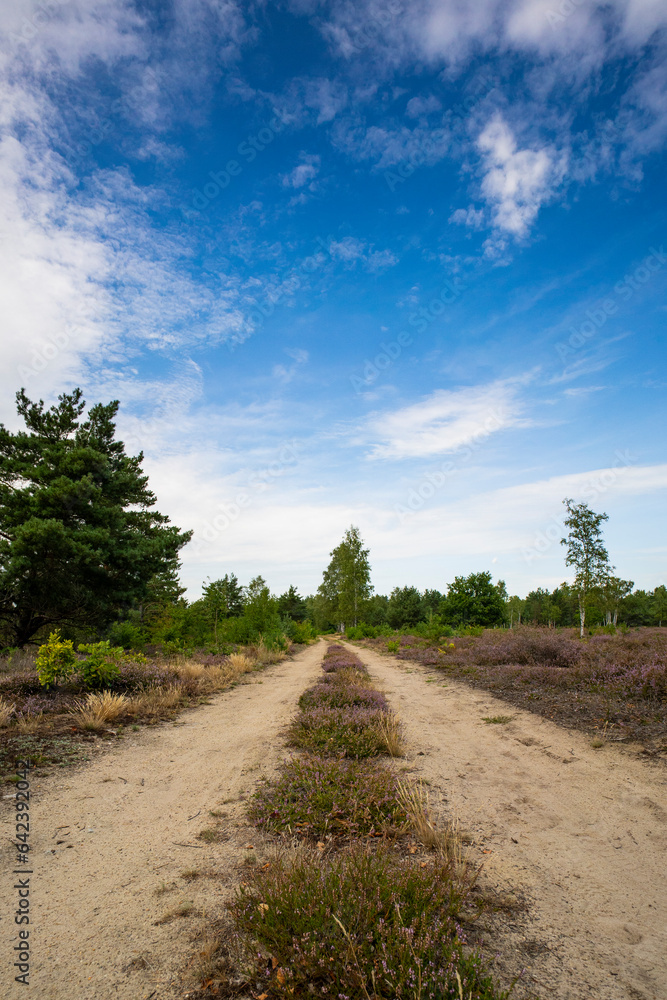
[273, 348, 310, 383]
[328, 237, 399, 272]
[357, 376, 532, 460]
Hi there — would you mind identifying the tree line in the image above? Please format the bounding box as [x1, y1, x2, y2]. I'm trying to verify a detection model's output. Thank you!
[0, 388, 664, 650]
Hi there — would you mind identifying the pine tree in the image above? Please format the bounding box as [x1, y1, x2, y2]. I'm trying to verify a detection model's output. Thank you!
[0, 388, 192, 645]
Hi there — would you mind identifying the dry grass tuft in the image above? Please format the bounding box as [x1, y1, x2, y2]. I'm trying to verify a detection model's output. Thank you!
[172, 660, 207, 682]
[252, 641, 287, 666]
[154, 901, 194, 925]
[397, 780, 467, 865]
[376, 712, 405, 757]
[228, 652, 256, 671]
[127, 684, 183, 718]
[71, 691, 128, 730]
[15, 713, 43, 733]
[0, 696, 16, 728]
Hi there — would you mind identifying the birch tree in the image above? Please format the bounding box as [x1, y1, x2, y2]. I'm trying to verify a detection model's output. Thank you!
[560, 498, 613, 637]
[316, 525, 373, 629]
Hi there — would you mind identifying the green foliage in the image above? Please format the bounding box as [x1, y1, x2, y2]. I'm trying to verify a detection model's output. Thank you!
[386, 639, 400, 653]
[77, 640, 146, 687]
[345, 622, 389, 639]
[107, 620, 144, 650]
[561, 498, 613, 636]
[386, 585, 424, 629]
[35, 630, 77, 687]
[316, 525, 373, 629]
[283, 619, 316, 644]
[440, 571, 506, 627]
[277, 584, 307, 620]
[413, 614, 454, 642]
[456, 624, 485, 637]
[0, 388, 192, 646]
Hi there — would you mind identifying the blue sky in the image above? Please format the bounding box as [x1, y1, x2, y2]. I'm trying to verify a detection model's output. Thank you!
[1, 0, 666, 600]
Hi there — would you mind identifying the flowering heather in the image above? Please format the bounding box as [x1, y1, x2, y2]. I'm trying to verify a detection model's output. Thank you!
[299, 683, 388, 712]
[231, 845, 505, 1000]
[248, 754, 408, 839]
[110, 661, 182, 692]
[288, 704, 390, 757]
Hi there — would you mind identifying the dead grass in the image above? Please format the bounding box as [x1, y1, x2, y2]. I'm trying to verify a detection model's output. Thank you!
[180, 868, 202, 881]
[0, 696, 15, 728]
[154, 901, 194, 925]
[397, 780, 468, 868]
[71, 691, 128, 730]
[376, 711, 405, 756]
[127, 684, 184, 718]
[228, 652, 256, 671]
[15, 713, 44, 733]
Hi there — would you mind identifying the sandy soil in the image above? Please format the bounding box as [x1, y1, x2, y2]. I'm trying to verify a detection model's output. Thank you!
[1, 638, 666, 1000]
[0, 640, 326, 1000]
[349, 643, 667, 1000]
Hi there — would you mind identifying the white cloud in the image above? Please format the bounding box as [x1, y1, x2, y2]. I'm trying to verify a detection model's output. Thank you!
[328, 237, 398, 272]
[282, 153, 321, 188]
[358, 376, 531, 460]
[405, 94, 442, 118]
[0, 1, 255, 421]
[449, 205, 485, 229]
[477, 114, 566, 237]
[272, 348, 310, 383]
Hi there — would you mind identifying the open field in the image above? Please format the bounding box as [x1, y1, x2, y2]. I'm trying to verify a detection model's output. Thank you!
[358, 628, 667, 757]
[0, 638, 665, 998]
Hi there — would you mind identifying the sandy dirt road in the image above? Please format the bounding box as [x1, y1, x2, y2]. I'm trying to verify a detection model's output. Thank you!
[0, 640, 326, 1000]
[348, 643, 667, 1000]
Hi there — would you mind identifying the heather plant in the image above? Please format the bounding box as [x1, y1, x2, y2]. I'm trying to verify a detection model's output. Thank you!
[230, 845, 504, 1000]
[248, 754, 408, 839]
[288, 704, 391, 757]
[299, 683, 388, 712]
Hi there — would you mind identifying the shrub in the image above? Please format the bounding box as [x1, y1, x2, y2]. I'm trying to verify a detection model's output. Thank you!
[77, 640, 146, 687]
[107, 620, 144, 650]
[248, 755, 408, 839]
[387, 639, 399, 653]
[230, 845, 503, 1000]
[284, 620, 316, 644]
[36, 630, 77, 687]
[288, 705, 390, 758]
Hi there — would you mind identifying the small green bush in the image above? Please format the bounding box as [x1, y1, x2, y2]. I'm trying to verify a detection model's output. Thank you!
[387, 639, 400, 653]
[36, 630, 77, 687]
[77, 640, 146, 687]
[283, 620, 316, 644]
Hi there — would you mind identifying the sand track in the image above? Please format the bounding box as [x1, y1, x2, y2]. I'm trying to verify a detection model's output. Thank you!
[1, 638, 666, 1000]
[349, 643, 667, 1000]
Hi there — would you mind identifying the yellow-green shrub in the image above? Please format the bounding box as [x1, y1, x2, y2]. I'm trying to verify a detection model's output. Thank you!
[36, 630, 77, 687]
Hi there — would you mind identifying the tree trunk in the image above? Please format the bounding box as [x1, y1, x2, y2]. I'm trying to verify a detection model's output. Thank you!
[578, 594, 585, 638]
